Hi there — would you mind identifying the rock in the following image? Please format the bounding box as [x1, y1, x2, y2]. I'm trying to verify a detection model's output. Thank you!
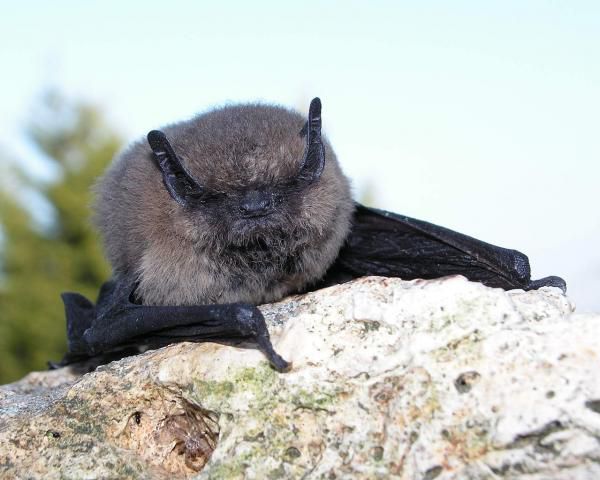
[1, 276, 599, 479]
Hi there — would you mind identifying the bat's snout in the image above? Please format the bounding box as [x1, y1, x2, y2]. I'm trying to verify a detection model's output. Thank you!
[239, 190, 274, 218]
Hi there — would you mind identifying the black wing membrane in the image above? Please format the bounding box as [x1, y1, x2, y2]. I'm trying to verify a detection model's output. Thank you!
[318, 204, 566, 292]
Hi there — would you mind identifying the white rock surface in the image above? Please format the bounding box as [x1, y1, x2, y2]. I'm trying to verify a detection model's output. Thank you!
[1, 276, 599, 479]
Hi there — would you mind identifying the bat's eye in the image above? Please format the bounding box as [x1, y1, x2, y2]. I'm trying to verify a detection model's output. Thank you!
[186, 190, 226, 207]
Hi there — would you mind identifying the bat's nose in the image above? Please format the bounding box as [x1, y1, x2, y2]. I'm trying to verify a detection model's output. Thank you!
[239, 190, 273, 217]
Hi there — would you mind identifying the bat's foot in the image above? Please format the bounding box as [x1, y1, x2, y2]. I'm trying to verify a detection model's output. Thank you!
[527, 276, 567, 292]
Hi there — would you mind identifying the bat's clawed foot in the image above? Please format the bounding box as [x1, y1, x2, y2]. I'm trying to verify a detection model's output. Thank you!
[234, 304, 291, 373]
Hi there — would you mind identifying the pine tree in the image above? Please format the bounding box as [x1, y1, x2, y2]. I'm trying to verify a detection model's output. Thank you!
[0, 92, 121, 383]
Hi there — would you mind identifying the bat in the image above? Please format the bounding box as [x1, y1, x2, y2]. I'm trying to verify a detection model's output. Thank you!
[56, 98, 566, 372]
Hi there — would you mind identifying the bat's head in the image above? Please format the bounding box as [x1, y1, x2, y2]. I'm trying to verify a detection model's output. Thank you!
[144, 98, 351, 251]
[96, 98, 353, 303]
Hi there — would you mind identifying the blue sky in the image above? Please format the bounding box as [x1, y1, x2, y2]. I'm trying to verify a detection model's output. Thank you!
[1, 1, 599, 309]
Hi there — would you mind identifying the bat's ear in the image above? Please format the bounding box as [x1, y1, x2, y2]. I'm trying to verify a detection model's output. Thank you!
[299, 121, 308, 137]
[297, 97, 325, 184]
[147, 130, 205, 207]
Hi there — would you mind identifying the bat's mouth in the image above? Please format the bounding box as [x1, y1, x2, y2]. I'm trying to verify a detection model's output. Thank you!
[230, 215, 285, 244]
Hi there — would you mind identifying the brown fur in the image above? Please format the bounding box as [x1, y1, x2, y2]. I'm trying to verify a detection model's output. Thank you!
[94, 103, 354, 306]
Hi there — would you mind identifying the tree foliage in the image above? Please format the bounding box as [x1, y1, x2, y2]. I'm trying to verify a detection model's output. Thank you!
[0, 92, 121, 383]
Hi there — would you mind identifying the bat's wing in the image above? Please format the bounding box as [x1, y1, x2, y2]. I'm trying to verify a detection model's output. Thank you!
[317, 203, 566, 291]
[55, 276, 290, 372]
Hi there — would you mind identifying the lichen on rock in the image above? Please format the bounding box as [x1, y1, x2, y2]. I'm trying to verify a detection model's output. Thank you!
[1, 276, 599, 479]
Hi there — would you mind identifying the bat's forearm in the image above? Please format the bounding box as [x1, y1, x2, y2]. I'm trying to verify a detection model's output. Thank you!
[61, 279, 290, 372]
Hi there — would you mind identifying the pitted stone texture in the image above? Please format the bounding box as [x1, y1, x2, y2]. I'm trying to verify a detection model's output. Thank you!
[1, 276, 599, 479]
